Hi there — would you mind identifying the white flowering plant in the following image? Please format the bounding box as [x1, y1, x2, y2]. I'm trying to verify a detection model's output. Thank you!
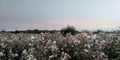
[0, 31, 120, 60]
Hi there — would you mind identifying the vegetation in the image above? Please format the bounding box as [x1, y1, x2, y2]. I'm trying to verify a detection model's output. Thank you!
[6, 29, 58, 34]
[0, 26, 120, 60]
[0, 31, 120, 60]
[60, 25, 79, 35]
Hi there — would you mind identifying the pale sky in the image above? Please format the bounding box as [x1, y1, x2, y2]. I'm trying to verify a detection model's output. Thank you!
[0, 0, 120, 31]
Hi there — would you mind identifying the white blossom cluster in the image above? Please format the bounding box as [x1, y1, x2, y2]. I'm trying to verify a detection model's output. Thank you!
[0, 32, 120, 60]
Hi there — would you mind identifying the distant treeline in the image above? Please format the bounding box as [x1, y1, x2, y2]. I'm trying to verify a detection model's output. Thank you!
[0, 25, 120, 34]
[1, 29, 120, 34]
[0, 29, 59, 34]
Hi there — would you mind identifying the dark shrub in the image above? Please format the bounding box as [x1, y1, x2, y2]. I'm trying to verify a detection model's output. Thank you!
[60, 25, 79, 35]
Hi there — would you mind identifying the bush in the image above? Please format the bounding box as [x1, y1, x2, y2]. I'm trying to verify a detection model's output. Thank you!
[60, 25, 79, 35]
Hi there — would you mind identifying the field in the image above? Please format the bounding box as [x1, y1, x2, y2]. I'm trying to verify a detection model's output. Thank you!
[0, 32, 120, 60]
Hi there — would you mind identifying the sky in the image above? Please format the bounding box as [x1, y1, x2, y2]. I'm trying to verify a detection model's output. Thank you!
[0, 0, 120, 31]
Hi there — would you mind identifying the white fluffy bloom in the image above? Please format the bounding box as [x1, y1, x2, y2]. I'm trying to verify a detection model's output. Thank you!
[41, 37, 44, 40]
[14, 54, 18, 57]
[28, 47, 35, 54]
[0, 52, 4, 57]
[87, 44, 91, 49]
[61, 52, 70, 60]
[28, 43, 32, 46]
[100, 52, 105, 57]
[101, 40, 106, 44]
[84, 49, 89, 52]
[22, 49, 28, 55]
[31, 36, 35, 40]
[51, 45, 58, 52]
[40, 32, 44, 35]
[0, 43, 6, 48]
[11, 53, 18, 57]
[49, 55, 54, 59]
[53, 41, 56, 44]
[27, 55, 37, 60]
[46, 40, 52, 46]
[4, 37, 7, 40]
[78, 40, 81, 44]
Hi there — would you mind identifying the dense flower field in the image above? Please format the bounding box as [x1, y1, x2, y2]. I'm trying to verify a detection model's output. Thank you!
[0, 32, 120, 60]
